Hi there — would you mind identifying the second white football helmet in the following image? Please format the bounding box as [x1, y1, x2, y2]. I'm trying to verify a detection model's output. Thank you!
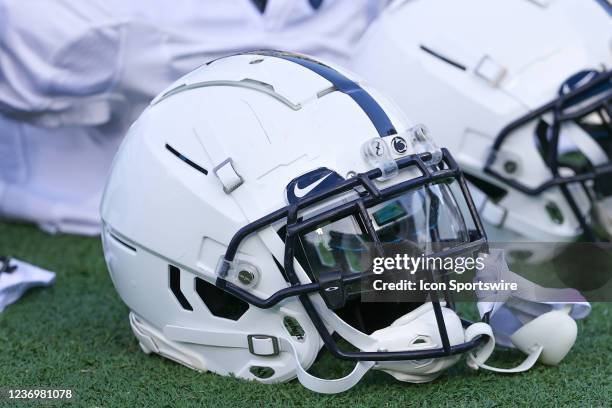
[351, 0, 612, 262]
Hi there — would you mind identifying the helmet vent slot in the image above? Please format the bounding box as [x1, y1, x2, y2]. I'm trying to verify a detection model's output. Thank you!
[169, 265, 193, 311]
[249, 366, 275, 379]
[108, 232, 137, 253]
[195, 277, 249, 320]
[283, 316, 305, 341]
[272, 256, 290, 283]
[165, 144, 208, 175]
[419, 45, 467, 71]
[464, 174, 508, 202]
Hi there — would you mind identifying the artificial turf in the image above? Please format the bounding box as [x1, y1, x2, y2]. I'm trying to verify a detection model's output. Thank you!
[0, 221, 610, 407]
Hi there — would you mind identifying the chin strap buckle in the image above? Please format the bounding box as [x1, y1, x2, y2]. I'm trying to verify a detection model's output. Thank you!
[318, 269, 346, 310]
[474, 55, 507, 87]
[248, 335, 279, 356]
[214, 158, 244, 194]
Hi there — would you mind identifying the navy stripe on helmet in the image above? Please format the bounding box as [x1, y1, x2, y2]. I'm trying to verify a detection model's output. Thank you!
[253, 51, 397, 137]
[309, 0, 323, 10]
[595, 0, 611, 16]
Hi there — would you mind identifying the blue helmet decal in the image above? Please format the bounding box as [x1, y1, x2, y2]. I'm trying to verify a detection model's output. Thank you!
[254, 50, 397, 137]
[309, 0, 323, 10]
[594, 0, 612, 16]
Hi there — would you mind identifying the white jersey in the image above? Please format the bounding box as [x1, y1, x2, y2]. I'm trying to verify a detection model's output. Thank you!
[0, 0, 389, 235]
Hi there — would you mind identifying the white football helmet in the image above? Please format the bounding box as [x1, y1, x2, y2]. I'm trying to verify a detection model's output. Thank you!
[351, 0, 612, 261]
[101, 51, 588, 393]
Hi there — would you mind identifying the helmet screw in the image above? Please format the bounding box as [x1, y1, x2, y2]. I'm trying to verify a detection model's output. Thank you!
[503, 161, 517, 174]
[238, 269, 255, 285]
[413, 124, 429, 140]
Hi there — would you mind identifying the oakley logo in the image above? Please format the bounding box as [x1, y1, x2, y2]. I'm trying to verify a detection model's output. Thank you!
[293, 173, 333, 198]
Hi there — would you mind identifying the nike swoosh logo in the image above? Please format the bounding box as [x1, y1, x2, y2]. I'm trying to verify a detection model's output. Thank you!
[293, 173, 332, 198]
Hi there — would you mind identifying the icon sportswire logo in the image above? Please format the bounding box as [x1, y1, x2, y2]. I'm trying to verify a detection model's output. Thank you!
[293, 173, 333, 198]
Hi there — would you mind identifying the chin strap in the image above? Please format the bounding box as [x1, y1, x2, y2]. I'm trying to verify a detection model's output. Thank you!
[281, 300, 579, 392]
[278, 338, 375, 394]
[465, 305, 578, 374]
[465, 323, 542, 373]
[281, 316, 554, 394]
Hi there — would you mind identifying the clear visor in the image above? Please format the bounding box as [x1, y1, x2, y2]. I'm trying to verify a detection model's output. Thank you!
[295, 178, 476, 282]
[555, 76, 612, 168]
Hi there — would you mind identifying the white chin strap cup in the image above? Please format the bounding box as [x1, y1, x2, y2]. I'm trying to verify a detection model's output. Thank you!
[466, 309, 577, 373]
[281, 304, 465, 394]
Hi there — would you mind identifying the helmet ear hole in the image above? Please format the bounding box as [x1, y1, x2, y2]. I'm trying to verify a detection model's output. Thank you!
[283, 316, 306, 341]
[250, 366, 275, 379]
[545, 201, 564, 225]
[411, 336, 428, 345]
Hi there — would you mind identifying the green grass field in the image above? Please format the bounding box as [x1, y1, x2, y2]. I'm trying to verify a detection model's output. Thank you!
[0, 221, 610, 407]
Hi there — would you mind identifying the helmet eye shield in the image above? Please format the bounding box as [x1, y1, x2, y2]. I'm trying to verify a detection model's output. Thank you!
[216, 148, 489, 361]
[292, 179, 483, 336]
[295, 179, 476, 285]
